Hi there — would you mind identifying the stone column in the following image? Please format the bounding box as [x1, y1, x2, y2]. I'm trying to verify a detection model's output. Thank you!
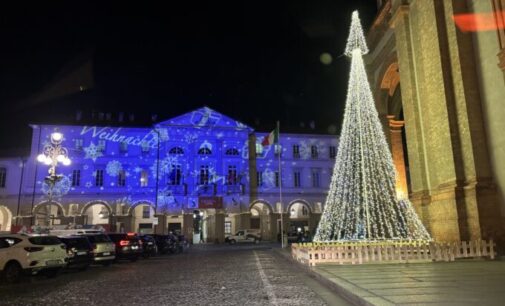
[237, 212, 251, 230]
[154, 214, 167, 234]
[390, 3, 461, 242]
[308, 213, 321, 237]
[387, 116, 409, 199]
[182, 213, 194, 242]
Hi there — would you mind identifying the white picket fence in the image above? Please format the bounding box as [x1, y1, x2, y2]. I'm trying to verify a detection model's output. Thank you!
[291, 240, 496, 266]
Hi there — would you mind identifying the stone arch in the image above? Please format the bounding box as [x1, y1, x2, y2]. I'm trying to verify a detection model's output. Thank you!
[0, 205, 13, 232]
[249, 199, 274, 214]
[33, 201, 66, 217]
[380, 62, 400, 97]
[287, 199, 312, 215]
[80, 200, 112, 216]
[127, 200, 156, 216]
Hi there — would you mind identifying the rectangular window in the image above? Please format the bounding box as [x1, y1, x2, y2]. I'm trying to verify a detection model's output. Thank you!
[0, 167, 6, 188]
[141, 142, 150, 154]
[200, 165, 209, 185]
[329, 146, 336, 159]
[140, 170, 148, 187]
[311, 145, 318, 159]
[98, 139, 106, 153]
[75, 139, 84, 151]
[312, 169, 320, 188]
[71, 169, 81, 187]
[256, 171, 263, 187]
[294, 171, 301, 188]
[95, 169, 104, 187]
[255, 143, 264, 156]
[142, 205, 150, 219]
[293, 145, 300, 159]
[227, 165, 237, 185]
[275, 171, 280, 188]
[274, 144, 282, 156]
[168, 165, 182, 185]
[225, 221, 232, 235]
[119, 142, 128, 153]
[118, 170, 126, 187]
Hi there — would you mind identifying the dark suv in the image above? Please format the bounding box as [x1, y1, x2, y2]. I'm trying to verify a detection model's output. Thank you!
[107, 233, 143, 262]
[138, 235, 158, 258]
[59, 236, 94, 270]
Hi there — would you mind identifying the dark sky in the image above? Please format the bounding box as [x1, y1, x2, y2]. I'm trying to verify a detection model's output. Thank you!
[0, 1, 377, 154]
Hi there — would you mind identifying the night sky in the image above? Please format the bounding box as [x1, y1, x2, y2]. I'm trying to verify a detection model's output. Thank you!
[0, 1, 377, 154]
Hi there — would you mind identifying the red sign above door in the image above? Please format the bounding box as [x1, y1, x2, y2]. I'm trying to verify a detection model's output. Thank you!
[198, 196, 223, 209]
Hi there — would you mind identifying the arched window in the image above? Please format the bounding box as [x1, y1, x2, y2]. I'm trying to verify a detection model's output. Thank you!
[225, 148, 239, 156]
[169, 147, 184, 155]
[198, 147, 212, 155]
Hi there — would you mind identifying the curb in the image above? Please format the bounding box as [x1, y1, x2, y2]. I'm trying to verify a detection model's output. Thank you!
[273, 248, 388, 306]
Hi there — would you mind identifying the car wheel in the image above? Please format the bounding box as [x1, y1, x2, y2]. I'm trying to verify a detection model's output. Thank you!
[101, 261, 112, 267]
[130, 256, 138, 262]
[229, 239, 236, 245]
[254, 239, 259, 244]
[3, 262, 22, 283]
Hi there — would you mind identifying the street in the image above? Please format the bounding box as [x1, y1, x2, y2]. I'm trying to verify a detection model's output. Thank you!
[0, 244, 350, 306]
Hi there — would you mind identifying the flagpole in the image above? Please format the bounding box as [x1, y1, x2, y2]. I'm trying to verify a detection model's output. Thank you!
[277, 121, 285, 248]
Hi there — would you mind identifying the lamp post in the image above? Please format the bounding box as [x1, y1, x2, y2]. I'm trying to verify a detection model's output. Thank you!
[36, 131, 71, 227]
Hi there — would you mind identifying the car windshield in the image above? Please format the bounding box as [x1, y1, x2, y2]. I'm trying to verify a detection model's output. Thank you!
[61, 237, 90, 249]
[85, 234, 111, 243]
[28, 236, 62, 245]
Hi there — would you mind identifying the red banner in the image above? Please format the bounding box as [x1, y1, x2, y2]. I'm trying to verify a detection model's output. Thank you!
[198, 196, 223, 209]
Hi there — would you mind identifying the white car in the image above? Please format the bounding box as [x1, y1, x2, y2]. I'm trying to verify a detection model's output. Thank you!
[225, 229, 261, 244]
[0, 234, 68, 282]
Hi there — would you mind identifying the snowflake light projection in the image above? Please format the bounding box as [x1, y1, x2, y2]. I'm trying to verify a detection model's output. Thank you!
[262, 168, 277, 189]
[41, 175, 71, 197]
[314, 11, 430, 242]
[106, 160, 123, 177]
[84, 142, 103, 162]
[150, 155, 179, 177]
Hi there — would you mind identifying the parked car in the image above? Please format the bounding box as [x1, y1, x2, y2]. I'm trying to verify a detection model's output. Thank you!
[107, 233, 143, 262]
[225, 229, 261, 244]
[59, 236, 94, 270]
[138, 235, 158, 258]
[83, 234, 115, 266]
[151, 234, 172, 255]
[0, 234, 68, 283]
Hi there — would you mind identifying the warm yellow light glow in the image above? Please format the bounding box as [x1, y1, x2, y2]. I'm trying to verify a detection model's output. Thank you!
[37, 154, 46, 163]
[51, 132, 63, 142]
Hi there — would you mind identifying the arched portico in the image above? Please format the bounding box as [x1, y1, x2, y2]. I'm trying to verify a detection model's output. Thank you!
[33, 201, 65, 226]
[287, 200, 312, 242]
[249, 200, 274, 240]
[129, 200, 157, 234]
[0, 205, 13, 232]
[81, 200, 113, 227]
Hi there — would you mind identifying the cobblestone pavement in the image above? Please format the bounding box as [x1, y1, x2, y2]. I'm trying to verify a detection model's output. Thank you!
[0, 244, 350, 306]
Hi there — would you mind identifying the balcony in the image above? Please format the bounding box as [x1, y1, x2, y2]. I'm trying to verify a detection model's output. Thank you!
[196, 184, 216, 195]
[224, 184, 244, 195]
[166, 184, 187, 195]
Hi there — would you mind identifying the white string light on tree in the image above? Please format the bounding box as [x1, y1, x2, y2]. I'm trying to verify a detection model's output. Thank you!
[314, 11, 430, 242]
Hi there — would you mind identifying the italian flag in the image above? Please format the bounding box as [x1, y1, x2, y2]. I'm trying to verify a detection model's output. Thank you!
[261, 125, 279, 147]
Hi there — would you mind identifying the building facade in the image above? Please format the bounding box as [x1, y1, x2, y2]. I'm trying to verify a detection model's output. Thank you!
[367, 0, 505, 243]
[0, 107, 337, 243]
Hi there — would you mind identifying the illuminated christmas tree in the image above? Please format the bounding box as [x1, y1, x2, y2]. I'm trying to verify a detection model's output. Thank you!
[314, 11, 430, 242]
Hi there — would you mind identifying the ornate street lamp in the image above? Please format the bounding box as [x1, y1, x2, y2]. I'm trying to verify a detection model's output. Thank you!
[36, 131, 71, 227]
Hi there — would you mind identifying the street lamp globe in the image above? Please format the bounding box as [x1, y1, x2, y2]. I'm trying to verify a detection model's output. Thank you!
[56, 154, 65, 162]
[51, 132, 63, 143]
[43, 158, 52, 165]
[62, 158, 71, 166]
[37, 154, 46, 163]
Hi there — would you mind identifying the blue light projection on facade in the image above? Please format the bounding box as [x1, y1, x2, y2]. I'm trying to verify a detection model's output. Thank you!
[1, 107, 338, 240]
